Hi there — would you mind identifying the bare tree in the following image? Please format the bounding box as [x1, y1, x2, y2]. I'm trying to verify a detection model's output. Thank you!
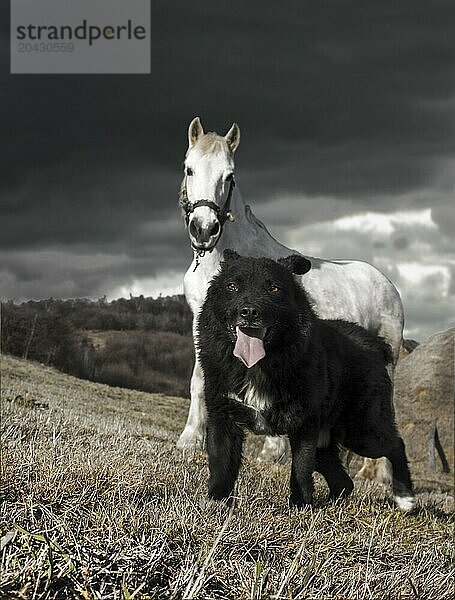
[23, 313, 38, 360]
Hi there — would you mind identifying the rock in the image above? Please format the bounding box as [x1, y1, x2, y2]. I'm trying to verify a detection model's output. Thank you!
[394, 328, 454, 475]
[399, 338, 419, 358]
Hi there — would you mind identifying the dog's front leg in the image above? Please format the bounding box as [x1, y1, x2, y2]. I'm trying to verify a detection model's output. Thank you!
[207, 413, 244, 503]
[288, 432, 318, 507]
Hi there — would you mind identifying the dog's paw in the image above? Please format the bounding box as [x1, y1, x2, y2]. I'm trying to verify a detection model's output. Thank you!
[199, 497, 234, 511]
[289, 497, 313, 510]
[394, 495, 416, 513]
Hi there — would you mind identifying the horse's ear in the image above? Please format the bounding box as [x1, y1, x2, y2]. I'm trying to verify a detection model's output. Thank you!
[223, 249, 241, 262]
[188, 117, 204, 147]
[225, 123, 240, 153]
[278, 255, 311, 275]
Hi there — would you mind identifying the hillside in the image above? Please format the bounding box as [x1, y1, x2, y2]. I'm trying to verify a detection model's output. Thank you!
[1, 296, 194, 396]
[1, 355, 453, 599]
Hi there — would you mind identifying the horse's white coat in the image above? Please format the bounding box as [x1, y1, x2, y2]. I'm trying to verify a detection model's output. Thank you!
[177, 118, 404, 466]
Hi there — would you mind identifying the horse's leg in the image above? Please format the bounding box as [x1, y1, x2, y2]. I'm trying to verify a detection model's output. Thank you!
[258, 435, 289, 463]
[356, 311, 403, 484]
[176, 357, 207, 450]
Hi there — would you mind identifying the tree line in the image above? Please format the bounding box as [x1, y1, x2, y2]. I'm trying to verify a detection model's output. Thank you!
[1, 295, 194, 396]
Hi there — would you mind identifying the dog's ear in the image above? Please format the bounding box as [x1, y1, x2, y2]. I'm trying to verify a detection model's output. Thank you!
[223, 249, 241, 262]
[278, 255, 311, 275]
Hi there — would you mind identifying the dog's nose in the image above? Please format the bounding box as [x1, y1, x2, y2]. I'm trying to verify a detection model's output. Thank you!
[240, 306, 259, 321]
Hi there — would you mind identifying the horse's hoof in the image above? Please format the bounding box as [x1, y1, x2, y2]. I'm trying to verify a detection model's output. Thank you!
[356, 457, 392, 485]
[257, 450, 288, 464]
[176, 428, 205, 450]
[257, 437, 289, 464]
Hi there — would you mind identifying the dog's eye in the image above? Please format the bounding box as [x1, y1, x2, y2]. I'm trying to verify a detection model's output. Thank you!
[227, 281, 239, 292]
[186, 167, 193, 176]
[269, 284, 281, 293]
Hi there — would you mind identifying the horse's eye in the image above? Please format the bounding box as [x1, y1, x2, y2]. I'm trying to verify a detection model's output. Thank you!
[227, 281, 239, 292]
[186, 167, 193, 176]
[269, 284, 280, 293]
[225, 173, 234, 182]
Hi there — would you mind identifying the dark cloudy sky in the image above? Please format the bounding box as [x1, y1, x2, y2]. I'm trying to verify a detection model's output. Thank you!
[1, 1, 454, 340]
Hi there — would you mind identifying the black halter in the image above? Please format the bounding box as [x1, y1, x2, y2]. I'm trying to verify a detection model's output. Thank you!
[179, 176, 236, 227]
[179, 176, 236, 269]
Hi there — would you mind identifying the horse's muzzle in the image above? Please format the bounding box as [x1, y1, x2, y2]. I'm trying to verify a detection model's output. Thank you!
[188, 216, 221, 250]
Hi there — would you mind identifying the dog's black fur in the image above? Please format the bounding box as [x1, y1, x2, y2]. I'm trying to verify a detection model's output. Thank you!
[197, 250, 414, 509]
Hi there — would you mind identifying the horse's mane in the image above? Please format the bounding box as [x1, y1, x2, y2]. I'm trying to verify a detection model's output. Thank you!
[244, 204, 268, 232]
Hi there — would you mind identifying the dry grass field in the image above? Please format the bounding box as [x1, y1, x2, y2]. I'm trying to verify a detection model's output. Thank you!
[1, 354, 453, 599]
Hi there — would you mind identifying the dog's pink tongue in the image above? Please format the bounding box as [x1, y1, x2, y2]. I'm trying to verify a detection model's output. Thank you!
[233, 326, 266, 368]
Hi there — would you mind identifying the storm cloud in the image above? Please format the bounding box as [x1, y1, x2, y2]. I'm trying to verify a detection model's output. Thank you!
[1, 1, 454, 340]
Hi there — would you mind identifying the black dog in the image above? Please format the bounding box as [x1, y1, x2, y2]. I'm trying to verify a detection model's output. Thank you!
[197, 250, 415, 511]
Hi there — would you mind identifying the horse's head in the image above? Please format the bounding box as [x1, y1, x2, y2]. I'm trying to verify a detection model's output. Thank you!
[180, 117, 240, 252]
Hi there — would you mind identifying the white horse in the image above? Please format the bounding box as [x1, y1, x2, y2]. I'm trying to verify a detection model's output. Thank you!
[177, 117, 403, 480]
